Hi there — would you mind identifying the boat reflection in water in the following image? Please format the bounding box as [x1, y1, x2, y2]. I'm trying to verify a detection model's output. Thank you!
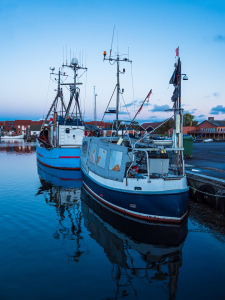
[0, 140, 36, 154]
[37, 162, 188, 298]
[37, 161, 82, 203]
[81, 187, 188, 299]
[37, 162, 83, 261]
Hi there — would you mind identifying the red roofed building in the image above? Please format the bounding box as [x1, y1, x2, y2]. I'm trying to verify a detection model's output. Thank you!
[140, 122, 163, 132]
[13, 120, 32, 135]
[168, 118, 225, 139]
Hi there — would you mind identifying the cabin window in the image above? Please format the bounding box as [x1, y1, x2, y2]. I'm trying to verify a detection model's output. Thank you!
[109, 150, 123, 172]
[96, 147, 107, 168]
[66, 128, 70, 134]
[89, 143, 97, 165]
[82, 141, 88, 154]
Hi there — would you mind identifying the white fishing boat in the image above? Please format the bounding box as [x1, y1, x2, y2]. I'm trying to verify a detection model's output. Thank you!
[36, 58, 87, 170]
[1, 134, 24, 139]
[80, 48, 189, 224]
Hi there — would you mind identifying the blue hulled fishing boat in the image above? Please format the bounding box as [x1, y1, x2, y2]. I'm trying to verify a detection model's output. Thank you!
[80, 48, 189, 224]
[36, 58, 87, 170]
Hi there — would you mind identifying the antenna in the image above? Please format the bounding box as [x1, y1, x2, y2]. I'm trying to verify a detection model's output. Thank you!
[63, 47, 64, 65]
[93, 86, 97, 126]
[66, 44, 67, 65]
[82, 50, 83, 67]
[110, 25, 115, 58]
[117, 29, 119, 54]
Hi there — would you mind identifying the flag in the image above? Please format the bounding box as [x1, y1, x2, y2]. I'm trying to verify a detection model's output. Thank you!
[171, 86, 179, 102]
[169, 58, 180, 85]
[146, 90, 152, 103]
[175, 47, 179, 57]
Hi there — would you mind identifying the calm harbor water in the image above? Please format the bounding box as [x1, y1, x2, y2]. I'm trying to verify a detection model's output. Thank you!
[1, 140, 225, 300]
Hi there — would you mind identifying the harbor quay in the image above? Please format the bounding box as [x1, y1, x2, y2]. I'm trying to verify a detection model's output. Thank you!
[185, 141, 225, 213]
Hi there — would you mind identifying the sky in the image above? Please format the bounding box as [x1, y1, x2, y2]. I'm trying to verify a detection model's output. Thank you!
[0, 0, 225, 124]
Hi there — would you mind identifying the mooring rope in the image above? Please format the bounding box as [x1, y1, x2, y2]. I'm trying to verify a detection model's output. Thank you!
[188, 185, 225, 198]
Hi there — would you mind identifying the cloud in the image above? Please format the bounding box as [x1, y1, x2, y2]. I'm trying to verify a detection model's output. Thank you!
[149, 104, 170, 112]
[184, 109, 197, 115]
[204, 92, 220, 98]
[198, 114, 206, 118]
[136, 115, 159, 124]
[213, 35, 225, 42]
[119, 111, 129, 115]
[122, 100, 138, 108]
[138, 100, 152, 107]
[210, 105, 225, 115]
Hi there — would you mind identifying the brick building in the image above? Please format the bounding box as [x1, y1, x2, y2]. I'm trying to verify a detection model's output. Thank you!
[0, 120, 44, 136]
[168, 118, 225, 139]
[188, 119, 225, 139]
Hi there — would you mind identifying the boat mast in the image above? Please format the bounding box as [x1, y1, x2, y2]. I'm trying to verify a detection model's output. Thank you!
[62, 58, 87, 124]
[103, 51, 132, 131]
[116, 55, 120, 129]
[170, 48, 188, 174]
[42, 69, 66, 129]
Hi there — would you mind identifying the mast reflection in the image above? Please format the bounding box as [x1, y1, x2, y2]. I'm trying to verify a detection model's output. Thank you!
[36, 161, 188, 299]
[37, 162, 83, 262]
[81, 187, 188, 300]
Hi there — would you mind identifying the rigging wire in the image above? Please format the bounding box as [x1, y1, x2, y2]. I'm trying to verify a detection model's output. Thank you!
[130, 62, 135, 112]
[120, 93, 132, 121]
[100, 85, 117, 128]
[43, 76, 51, 119]
[83, 68, 87, 119]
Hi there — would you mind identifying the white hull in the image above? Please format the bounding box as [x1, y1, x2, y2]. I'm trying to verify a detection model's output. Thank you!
[1, 134, 24, 139]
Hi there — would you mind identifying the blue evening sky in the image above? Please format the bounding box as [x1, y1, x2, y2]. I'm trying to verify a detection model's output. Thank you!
[0, 0, 225, 124]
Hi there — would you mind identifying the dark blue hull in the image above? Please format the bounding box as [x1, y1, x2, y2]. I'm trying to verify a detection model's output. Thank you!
[81, 169, 189, 224]
[81, 188, 188, 246]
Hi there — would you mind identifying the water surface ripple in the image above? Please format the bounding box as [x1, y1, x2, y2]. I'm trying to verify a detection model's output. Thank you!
[0, 140, 225, 300]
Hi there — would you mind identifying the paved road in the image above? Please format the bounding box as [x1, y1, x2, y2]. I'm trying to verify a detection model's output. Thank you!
[185, 142, 225, 179]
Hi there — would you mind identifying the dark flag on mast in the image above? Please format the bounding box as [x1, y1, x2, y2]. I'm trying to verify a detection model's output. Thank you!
[169, 48, 181, 102]
[169, 58, 181, 86]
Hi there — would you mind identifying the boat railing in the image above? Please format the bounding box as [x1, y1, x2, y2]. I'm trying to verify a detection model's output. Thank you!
[125, 147, 185, 184]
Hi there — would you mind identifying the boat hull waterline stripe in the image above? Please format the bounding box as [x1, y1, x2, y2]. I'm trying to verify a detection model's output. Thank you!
[37, 152, 80, 159]
[37, 158, 80, 171]
[59, 156, 80, 158]
[83, 182, 188, 224]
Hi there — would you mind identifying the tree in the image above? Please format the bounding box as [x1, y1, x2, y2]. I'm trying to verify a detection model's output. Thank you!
[154, 119, 174, 134]
[183, 113, 197, 126]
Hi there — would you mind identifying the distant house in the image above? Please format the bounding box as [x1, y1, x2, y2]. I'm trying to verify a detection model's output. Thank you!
[13, 120, 32, 135]
[0, 120, 45, 136]
[140, 122, 163, 132]
[189, 118, 225, 139]
[168, 117, 225, 139]
[168, 126, 197, 136]
[4, 120, 15, 134]
[30, 124, 42, 136]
